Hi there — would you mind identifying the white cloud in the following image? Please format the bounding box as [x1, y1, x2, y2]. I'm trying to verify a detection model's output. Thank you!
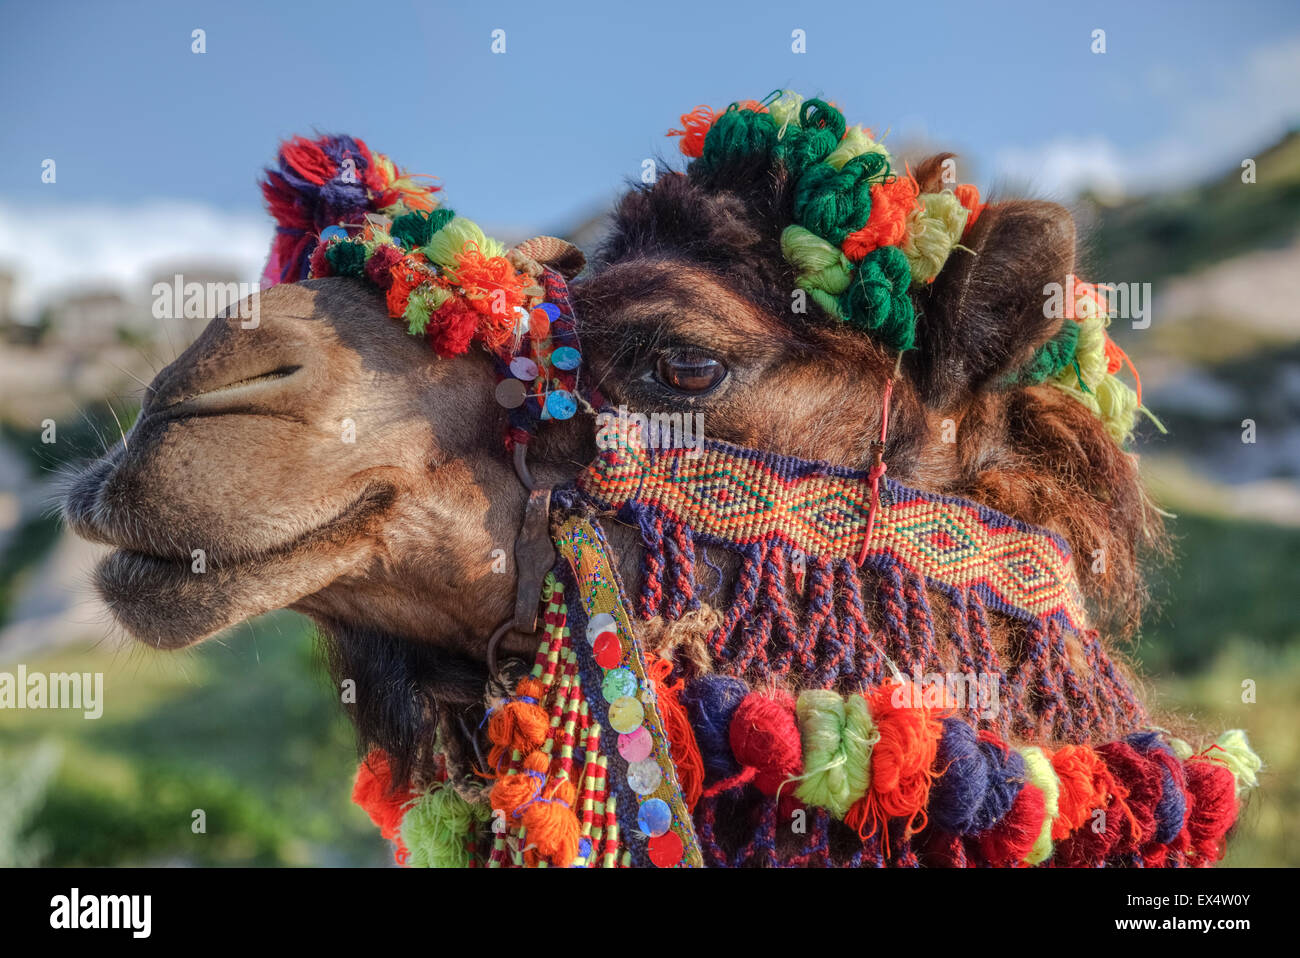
[994, 136, 1129, 201]
[993, 34, 1300, 200]
[0, 201, 273, 322]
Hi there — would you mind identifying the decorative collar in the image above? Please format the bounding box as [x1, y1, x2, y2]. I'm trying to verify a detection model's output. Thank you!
[352, 438, 1262, 869]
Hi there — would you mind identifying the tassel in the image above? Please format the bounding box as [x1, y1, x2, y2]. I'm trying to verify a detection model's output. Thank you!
[646, 655, 705, 810]
[490, 751, 581, 867]
[402, 784, 491, 868]
[486, 676, 549, 770]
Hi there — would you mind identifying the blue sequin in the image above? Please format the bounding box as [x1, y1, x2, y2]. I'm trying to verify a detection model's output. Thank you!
[545, 390, 577, 420]
[637, 798, 673, 837]
[551, 346, 581, 370]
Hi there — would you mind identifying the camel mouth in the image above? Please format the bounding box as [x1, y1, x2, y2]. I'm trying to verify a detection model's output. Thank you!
[88, 484, 396, 649]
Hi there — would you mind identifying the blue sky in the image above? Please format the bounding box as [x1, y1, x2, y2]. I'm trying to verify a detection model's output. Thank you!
[1, 0, 1298, 314]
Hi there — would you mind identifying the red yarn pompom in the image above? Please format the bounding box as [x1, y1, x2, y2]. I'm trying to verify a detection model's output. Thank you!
[308, 240, 333, 279]
[428, 297, 480, 358]
[974, 782, 1046, 866]
[1184, 760, 1238, 864]
[1097, 741, 1162, 856]
[364, 243, 403, 290]
[729, 691, 803, 799]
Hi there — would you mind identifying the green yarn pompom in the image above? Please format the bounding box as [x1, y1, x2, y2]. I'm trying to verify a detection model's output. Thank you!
[697, 106, 779, 176]
[401, 784, 491, 868]
[1018, 321, 1080, 386]
[391, 208, 457, 250]
[838, 245, 916, 351]
[324, 239, 368, 278]
[793, 152, 889, 246]
[794, 689, 877, 818]
[403, 286, 449, 335]
[773, 99, 847, 179]
[423, 216, 504, 267]
[782, 225, 852, 319]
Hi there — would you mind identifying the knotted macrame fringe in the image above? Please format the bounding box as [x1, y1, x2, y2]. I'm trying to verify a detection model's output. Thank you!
[628, 511, 1145, 745]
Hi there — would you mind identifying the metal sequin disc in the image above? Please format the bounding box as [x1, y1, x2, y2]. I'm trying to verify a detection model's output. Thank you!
[602, 667, 638, 702]
[509, 356, 539, 381]
[585, 612, 616, 645]
[551, 346, 581, 370]
[607, 695, 644, 734]
[494, 379, 526, 409]
[545, 390, 577, 420]
[618, 727, 654, 763]
[626, 758, 663, 796]
[637, 798, 673, 837]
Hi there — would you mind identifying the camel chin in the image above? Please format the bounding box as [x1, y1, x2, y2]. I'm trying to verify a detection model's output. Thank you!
[93, 548, 267, 649]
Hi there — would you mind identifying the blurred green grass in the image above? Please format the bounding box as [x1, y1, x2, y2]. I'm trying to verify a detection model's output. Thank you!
[0, 613, 388, 866]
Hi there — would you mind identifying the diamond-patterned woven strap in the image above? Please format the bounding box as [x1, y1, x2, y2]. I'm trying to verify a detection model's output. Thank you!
[577, 434, 1088, 633]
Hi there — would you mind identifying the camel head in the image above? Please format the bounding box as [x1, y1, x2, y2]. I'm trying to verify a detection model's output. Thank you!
[62, 105, 1163, 785]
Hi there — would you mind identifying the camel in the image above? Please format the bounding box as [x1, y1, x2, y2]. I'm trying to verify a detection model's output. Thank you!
[62, 103, 1258, 868]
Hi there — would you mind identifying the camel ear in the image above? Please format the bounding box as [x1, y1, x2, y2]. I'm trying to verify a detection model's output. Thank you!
[910, 199, 1075, 409]
[509, 235, 587, 280]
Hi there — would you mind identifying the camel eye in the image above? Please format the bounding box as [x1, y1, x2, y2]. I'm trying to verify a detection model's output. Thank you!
[655, 351, 727, 394]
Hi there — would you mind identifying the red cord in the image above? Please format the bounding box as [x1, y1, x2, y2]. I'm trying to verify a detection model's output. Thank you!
[855, 378, 893, 567]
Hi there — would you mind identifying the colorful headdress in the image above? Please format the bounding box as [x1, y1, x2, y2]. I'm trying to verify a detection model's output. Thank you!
[259, 134, 588, 450]
[261, 134, 440, 288]
[669, 92, 1151, 443]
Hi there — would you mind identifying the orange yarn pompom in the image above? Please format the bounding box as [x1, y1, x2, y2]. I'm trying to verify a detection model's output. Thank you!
[351, 748, 414, 841]
[1050, 744, 1113, 840]
[646, 656, 705, 811]
[841, 176, 920, 261]
[447, 247, 527, 349]
[487, 677, 549, 770]
[490, 751, 549, 818]
[845, 681, 942, 843]
[520, 774, 580, 867]
[668, 105, 716, 158]
[491, 751, 580, 867]
[385, 254, 429, 319]
[953, 183, 984, 233]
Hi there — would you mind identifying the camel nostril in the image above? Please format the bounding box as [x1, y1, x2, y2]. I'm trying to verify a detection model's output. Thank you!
[154, 364, 303, 415]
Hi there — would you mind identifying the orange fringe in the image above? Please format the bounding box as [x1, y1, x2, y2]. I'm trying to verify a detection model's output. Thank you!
[845, 681, 942, 855]
[645, 655, 704, 811]
[667, 105, 715, 158]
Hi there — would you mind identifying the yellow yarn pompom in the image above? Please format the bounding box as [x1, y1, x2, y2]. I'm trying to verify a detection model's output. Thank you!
[422, 216, 505, 268]
[1047, 287, 1143, 444]
[826, 125, 891, 172]
[794, 689, 878, 818]
[768, 91, 804, 135]
[1205, 729, 1263, 796]
[781, 225, 853, 318]
[901, 191, 969, 284]
[1019, 746, 1061, 865]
